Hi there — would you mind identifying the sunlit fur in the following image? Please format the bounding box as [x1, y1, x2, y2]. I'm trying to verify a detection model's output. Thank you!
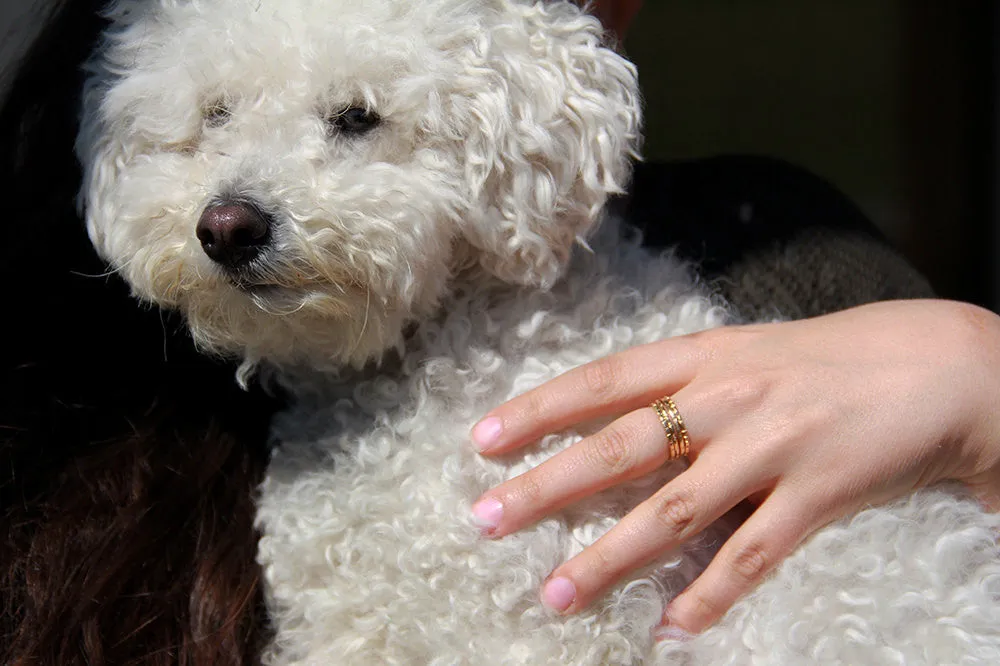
[258, 226, 1000, 664]
[78, 1, 1000, 664]
[77, 0, 640, 372]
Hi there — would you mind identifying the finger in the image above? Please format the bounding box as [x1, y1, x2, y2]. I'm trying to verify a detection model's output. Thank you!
[657, 489, 814, 636]
[472, 405, 682, 537]
[471, 333, 713, 455]
[536, 444, 764, 614]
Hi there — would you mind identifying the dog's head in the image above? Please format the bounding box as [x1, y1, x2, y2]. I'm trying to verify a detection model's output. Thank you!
[77, 0, 641, 370]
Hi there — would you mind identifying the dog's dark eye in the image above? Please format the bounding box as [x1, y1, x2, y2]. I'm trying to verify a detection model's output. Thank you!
[328, 106, 381, 135]
[203, 100, 232, 128]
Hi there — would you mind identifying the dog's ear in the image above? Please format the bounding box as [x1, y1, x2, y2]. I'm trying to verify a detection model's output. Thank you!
[455, 0, 642, 288]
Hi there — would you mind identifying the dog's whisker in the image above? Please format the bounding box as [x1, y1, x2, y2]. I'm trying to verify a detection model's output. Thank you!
[347, 285, 371, 357]
[70, 266, 125, 279]
[247, 286, 311, 316]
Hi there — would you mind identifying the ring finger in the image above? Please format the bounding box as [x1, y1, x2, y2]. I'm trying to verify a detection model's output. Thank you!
[472, 389, 718, 539]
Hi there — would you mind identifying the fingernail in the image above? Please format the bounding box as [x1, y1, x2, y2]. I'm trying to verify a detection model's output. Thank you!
[471, 416, 503, 451]
[541, 576, 576, 612]
[471, 497, 503, 534]
[652, 626, 692, 643]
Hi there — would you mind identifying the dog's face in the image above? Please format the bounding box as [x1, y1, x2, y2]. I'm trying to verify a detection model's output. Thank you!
[78, 0, 640, 369]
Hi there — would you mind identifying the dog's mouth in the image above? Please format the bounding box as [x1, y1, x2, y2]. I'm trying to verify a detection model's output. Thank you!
[225, 253, 303, 293]
[217, 249, 361, 313]
[228, 265, 282, 292]
[229, 267, 343, 315]
[236, 281, 288, 297]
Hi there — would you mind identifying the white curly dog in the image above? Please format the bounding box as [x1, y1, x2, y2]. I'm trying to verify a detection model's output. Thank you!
[78, 0, 1000, 663]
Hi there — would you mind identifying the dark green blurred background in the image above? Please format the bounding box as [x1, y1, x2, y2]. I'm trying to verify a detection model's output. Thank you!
[623, 2, 997, 310]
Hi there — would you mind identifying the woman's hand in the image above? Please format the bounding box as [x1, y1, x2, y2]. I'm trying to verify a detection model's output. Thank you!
[470, 299, 1000, 636]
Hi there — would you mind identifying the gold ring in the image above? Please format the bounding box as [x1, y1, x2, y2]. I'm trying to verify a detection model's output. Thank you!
[650, 396, 690, 460]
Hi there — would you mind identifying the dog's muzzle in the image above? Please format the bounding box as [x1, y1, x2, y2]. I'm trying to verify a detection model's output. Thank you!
[196, 200, 272, 270]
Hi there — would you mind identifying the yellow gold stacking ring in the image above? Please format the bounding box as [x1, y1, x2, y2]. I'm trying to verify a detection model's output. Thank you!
[650, 396, 691, 461]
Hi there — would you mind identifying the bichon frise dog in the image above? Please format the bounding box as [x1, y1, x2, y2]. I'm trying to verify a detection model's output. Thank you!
[77, 0, 1000, 663]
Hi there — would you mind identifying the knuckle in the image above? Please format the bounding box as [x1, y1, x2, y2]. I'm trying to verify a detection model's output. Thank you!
[712, 375, 770, 411]
[688, 324, 757, 357]
[687, 326, 725, 350]
[729, 542, 770, 584]
[685, 330, 720, 365]
[785, 402, 835, 443]
[745, 423, 800, 463]
[650, 490, 697, 539]
[581, 356, 622, 400]
[585, 425, 636, 476]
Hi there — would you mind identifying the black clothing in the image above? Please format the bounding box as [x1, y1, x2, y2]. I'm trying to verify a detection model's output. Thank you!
[622, 155, 935, 319]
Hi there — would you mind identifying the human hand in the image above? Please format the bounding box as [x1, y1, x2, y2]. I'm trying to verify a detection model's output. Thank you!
[470, 299, 1000, 636]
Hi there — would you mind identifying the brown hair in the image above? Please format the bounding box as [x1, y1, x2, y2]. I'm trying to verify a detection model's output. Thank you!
[0, 1, 275, 663]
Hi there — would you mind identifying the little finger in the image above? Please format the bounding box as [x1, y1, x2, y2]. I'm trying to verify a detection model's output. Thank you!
[658, 488, 815, 636]
[538, 445, 766, 614]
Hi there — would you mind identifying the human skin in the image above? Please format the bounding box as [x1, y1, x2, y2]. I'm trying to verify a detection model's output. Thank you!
[470, 299, 1000, 636]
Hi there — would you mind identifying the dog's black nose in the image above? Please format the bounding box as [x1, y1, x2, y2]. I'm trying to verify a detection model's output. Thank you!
[196, 201, 271, 268]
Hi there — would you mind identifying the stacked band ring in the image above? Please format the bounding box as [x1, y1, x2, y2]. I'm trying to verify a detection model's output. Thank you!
[650, 396, 690, 461]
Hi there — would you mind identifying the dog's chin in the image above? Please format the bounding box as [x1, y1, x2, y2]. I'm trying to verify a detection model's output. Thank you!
[179, 276, 408, 375]
[238, 281, 310, 315]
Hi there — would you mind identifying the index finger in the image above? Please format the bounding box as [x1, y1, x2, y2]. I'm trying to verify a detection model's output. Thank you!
[471, 333, 711, 455]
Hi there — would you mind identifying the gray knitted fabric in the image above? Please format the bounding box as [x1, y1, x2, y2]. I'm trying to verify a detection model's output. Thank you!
[710, 226, 936, 321]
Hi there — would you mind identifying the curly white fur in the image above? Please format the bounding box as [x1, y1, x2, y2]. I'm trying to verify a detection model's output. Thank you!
[78, 1, 1000, 663]
[260, 228, 1000, 665]
[77, 0, 639, 372]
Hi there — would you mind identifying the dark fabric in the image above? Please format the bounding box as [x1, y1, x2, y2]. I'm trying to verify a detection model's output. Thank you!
[622, 155, 936, 320]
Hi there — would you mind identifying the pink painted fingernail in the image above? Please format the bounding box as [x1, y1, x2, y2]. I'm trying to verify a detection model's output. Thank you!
[471, 417, 503, 451]
[542, 576, 576, 612]
[471, 497, 503, 534]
